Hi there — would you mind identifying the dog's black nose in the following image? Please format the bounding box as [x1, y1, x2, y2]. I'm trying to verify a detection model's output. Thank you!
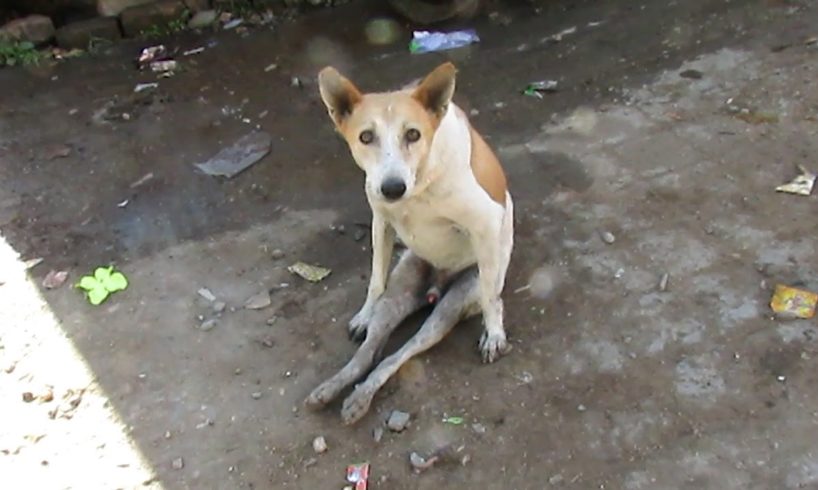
[380, 178, 406, 200]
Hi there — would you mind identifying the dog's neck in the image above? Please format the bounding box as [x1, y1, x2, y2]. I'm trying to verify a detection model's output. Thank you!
[412, 103, 472, 198]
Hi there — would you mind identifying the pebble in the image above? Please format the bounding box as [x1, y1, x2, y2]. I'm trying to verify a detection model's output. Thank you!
[387, 410, 411, 432]
[659, 273, 670, 292]
[172, 457, 184, 470]
[312, 436, 328, 454]
[244, 291, 271, 310]
[577, 404, 587, 412]
[600, 230, 616, 244]
[212, 301, 226, 313]
[471, 423, 487, 434]
[353, 229, 367, 242]
[271, 248, 285, 260]
[266, 316, 278, 326]
[197, 287, 217, 302]
[373, 426, 384, 443]
[251, 391, 262, 400]
[291, 77, 302, 88]
[614, 268, 625, 279]
[199, 318, 219, 332]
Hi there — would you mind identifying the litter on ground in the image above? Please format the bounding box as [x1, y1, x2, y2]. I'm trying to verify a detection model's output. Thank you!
[770, 284, 817, 319]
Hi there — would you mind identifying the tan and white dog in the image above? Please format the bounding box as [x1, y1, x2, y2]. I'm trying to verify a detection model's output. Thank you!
[305, 62, 514, 424]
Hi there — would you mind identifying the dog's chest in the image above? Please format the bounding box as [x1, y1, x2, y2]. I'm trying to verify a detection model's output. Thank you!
[384, 202, 474, 270]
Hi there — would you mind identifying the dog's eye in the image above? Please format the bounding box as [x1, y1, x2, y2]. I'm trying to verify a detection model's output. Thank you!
[359, 130, 375, 145]
[405, 128, 421, 143]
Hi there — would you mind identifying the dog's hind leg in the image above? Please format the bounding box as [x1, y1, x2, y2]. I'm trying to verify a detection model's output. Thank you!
[340, 269, 481, 425]
[304, 250, 428, 409]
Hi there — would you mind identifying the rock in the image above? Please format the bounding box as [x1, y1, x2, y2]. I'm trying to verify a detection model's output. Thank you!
[171, 457, 184, 470]
[97, 0, 155, 16]
[188, 9, 217, 29]
[183, 0, 211, 11]
[599, 230, 616, 244]
[56, 17, 121, 50]
[251, 391, 262, 400]
[387, 410, 410, 432]
[22, 392, 35, 403]
[197, 287, 216, 302]
[659, 273, 669, 292]
[0, 15, 55, 45]
[120, 0, 186, 38]
[312, 435, 327, 454]
[244, 290, 271, 310]
[199, 318, 218, 331]
[270, 248, 285, 260]
[372, 426, 384, 443]
[212, 301, 226, 313]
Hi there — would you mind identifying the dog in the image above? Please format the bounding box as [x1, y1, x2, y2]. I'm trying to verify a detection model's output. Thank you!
[304, 62, 514, 425]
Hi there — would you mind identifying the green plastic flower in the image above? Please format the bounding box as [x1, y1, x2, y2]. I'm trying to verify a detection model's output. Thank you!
[76, 266, 129, 305]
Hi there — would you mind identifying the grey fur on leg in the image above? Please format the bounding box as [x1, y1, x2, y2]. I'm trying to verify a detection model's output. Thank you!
[341, 269, 481, 425]
[304, 251, 428, 409]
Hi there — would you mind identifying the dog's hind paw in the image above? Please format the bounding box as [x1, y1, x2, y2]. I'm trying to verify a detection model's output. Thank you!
[479, 330, 512, 364]
[304, 381, 341, 410]
[348, 304, 374, 342]
[341, 385, 376, 425]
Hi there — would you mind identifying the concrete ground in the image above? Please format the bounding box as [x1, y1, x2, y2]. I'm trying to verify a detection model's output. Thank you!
[2, 0, 818, 488]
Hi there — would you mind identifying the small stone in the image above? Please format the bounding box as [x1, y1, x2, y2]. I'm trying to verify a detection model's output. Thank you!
[312, 436, 327, 454]
[270, 248, 285, 260]
[264, 63, 278, 72]
[614, 268, 625, 279]
[599, 230, 615, 244]
[353, 229, 366, 242]
[98, 0, 156, 17]
[199, 318, 219, 331]
[659, 273, 669, 292]
[373, 426, 384, 443]
[409, 451, 426, 468]
[251, 391, 262, 400]
[291, 76, 302, 88]
[265, 316, 278, 326]
[22, 392, 34, 403]
[549, 474, 564, 485]
[777, 375, 786, 383]
[164, 430, 172, 439]
[387, 410, 411, 432]
[679, 69, 703, 80]
[171, 457, 184, 470]
[471, 423, 487, 434]
[244, 291, 271, 310]
[303, 457, 317, 468]
[577, 404, 587, 412]
[188, 9, 218, 29]
[469, 108, 480, 116]
[197, 287, 216, 302]
[212, 301, 226, 313]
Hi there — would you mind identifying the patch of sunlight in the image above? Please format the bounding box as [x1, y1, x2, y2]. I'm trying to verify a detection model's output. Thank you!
[0, 234, 162, 489]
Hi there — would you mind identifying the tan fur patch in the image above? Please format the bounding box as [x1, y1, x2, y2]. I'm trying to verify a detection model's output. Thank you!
[468, 126, 507, 206]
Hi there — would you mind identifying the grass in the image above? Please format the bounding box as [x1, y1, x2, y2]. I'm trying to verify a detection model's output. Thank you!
[0, 40, 43, 67]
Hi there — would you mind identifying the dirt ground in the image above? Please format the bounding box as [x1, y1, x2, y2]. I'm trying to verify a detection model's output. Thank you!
[2, 0, 818, 488]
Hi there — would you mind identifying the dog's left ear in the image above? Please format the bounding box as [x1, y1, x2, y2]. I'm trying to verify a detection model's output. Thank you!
[318, 66, 363, 128]
[413, 62, 457, 119]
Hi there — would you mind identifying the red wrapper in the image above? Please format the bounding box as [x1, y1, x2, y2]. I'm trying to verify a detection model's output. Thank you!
[346, 463, 370, 490]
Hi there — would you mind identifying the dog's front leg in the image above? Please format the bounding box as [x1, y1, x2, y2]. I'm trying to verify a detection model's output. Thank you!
[471, 222, 511, 363]
[348, 213, 394, 340]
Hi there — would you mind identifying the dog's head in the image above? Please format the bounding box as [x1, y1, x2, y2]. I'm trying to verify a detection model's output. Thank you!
[317, 63, 457, 202]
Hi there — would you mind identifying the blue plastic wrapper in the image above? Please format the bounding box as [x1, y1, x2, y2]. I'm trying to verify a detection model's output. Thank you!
[409, 29, 480, 54]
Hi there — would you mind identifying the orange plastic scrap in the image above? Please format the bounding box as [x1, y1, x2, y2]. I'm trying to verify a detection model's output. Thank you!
[770, 284, 818, 319]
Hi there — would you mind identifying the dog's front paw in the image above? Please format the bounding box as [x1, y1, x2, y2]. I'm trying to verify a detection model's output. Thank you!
[348, 303, 374, 342]
[341, 384, 376, 425]
[479, 330, 511, 363]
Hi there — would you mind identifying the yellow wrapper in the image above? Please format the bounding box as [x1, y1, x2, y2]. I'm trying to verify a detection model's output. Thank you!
[770, 284, 818, 319]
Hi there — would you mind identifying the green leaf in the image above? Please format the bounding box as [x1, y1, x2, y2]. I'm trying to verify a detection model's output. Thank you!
[103, 271, 128, 292]
[94, 266, 113, 282]
[87, 287, 109, 305]
[443, 416, 464, 425]
[78, 276, 100, 291]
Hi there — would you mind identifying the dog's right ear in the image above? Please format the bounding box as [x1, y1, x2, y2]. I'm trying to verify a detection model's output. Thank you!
[318, 67, 363, 128]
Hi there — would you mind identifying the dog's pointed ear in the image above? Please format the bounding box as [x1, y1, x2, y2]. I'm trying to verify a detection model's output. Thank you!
[318, 66, 363, 127]
[412, 62, 457, 119]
